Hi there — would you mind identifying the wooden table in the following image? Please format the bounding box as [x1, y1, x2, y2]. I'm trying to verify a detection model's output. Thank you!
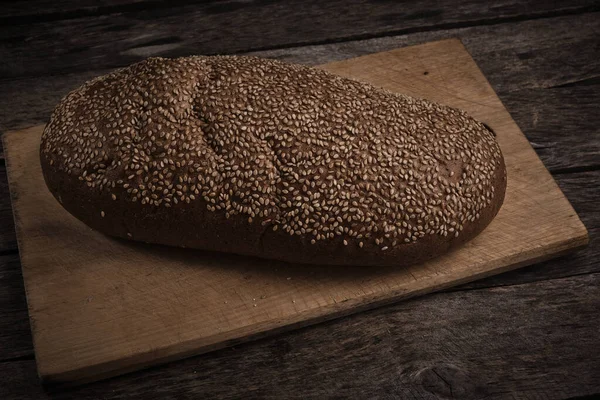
[1, 1, 598, 398]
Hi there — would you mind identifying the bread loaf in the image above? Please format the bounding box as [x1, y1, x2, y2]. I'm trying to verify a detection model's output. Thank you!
[40, 56, 506, 267]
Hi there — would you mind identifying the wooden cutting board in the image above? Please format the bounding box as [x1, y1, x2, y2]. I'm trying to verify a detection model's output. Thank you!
[2, 39, 588, 386]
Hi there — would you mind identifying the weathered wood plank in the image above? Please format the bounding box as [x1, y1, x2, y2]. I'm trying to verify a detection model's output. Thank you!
[500, 86, 600, 172]
[245, 12, 600, 92]
[0, 68, 101, 132]
[0, 360, 46, 400]
[0, 2, 598, 78]
[0, 254, 33, 361]
[2, 273, 598, 399]
[0, 0, 146, 19]
[0, 10, 597, 140]
[0, 167, 17, 252]
[4, 0, 594, 21]
[1, 14, 599, 170]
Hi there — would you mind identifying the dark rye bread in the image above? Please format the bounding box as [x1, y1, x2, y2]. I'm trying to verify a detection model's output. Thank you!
[40, 56, 506, 267]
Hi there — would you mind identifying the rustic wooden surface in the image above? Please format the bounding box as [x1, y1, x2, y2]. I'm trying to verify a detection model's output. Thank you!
[0, 1, 598, 398]
[3, 39, 589, 386]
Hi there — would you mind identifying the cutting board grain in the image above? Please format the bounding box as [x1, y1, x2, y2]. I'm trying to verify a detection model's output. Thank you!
[2, 39, 588, 386]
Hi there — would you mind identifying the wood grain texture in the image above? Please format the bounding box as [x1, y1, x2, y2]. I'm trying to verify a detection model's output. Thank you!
[2, 13, 599, 172]
[3, 0, 594, 20]
[0, 253, 33, 362]
[2, 12, 598, 123]
[2, 40, 588, 385]
[0, 167, 18, 252]
[1, 1, 598, 78]
[0, 360, 45, 400]
[0, 0, 149, 19]
[500, 86, 600, 172]
[244, 12, 600, 91]
[2, 273, 599, 399]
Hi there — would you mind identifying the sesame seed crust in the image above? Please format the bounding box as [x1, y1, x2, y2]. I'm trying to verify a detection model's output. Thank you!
[40, 56, 506, 267]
